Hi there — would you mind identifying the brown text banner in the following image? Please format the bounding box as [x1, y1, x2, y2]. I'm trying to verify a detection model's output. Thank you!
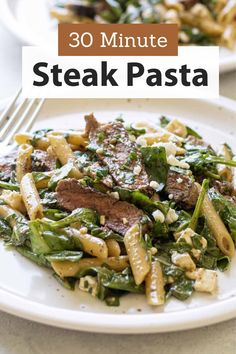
[58, 24, 178, 56]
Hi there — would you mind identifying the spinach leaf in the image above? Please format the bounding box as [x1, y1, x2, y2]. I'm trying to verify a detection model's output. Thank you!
[208, 189, 236, 243]
[0, 218, 12, 241]
[169, 210, 191, 233]
[77, 266, 144, 294]
[141, 146, 169, 191]
[48, 162, 73, 190]
[40, 190, 59, 209]
[46, 250, 83, 262]
[53, 273, 76, 290]
[49, 208, 99, 229]
[29, 220, 52, 254]
[6, 213, 30, 246]
[29, 220, 76, 254]
[217, 256, 230, 272]
[115, 187, 168, 215]
[125, 124, 146, 137]
[168, 277, 194, 301]
[198, 254, 217, 270]
[42, 231, 76, 252]
[43, 209, 68, 221]
[91, 227, 124, 242]
[17, 246, 50, 268]
[151, 220, 169, 239]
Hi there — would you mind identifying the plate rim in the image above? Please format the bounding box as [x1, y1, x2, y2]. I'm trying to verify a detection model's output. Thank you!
[1, 288, 236, 334]
[0, 95, 236, 333]
[0, 0, 236, 74]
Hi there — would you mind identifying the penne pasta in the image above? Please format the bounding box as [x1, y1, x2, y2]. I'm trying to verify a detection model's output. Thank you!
[67, 228, 108, 259]
[47, 130, 87, 147]
[20, 173, 44, 220]
[166, 118, 188, 138]
[48, 134, 82, 179]
[15, 133, 50, 150]
[0, 190, 26, 214]
[106, 239, 121, 257]
[51, 256, 130, 277]
[197, 184, 235, 258]
[1, 113, 236, 307]
[217, 143, 234, 182]
[16, 144, 33, 183]
[145, 260, 165, 306]
[218, 0, 236, 25]
[124, 224, 151, 286]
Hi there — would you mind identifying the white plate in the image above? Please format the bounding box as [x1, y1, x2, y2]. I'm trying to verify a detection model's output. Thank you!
[0, 96, 236, 333]
[0, 0, 236, 73]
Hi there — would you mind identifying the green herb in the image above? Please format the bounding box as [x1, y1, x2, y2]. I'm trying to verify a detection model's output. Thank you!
[160, 116, 170, 128]
[189, 179, 209, 231]
[186, 126, 202, 139]
[0, 181, 20, 191]
[126, 125, 146, 138]
[181, 25, 213, 45]
[32, 171, 51, 184]
[141, 146, 169, 192]
[30, 129, 53, 147]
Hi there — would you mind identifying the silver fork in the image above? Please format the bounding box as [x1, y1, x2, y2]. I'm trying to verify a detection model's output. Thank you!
[0, 89, 45, 155]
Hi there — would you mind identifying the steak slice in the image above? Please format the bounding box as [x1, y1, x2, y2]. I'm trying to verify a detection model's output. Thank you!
[56, 178, 144, 235]
[84, 114, 150, 192]
[31, 150, 57, 172]
[165, 171, 199, 209]
[0, 152, 16, 181]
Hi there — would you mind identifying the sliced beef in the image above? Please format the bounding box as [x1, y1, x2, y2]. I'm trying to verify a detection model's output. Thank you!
[85, 161, 114, 189]
[31, 150, 57, 172]
[212, 180, 235, 197]
[56, 178, 144, 235]
[165, 171, 199, 209]
[84, 114, 150, 192]
[0, 152, 16, 181]
[185, 135, 213, 150]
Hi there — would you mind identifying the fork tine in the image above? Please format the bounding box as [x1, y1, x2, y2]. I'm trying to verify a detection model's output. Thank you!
[24, 99, 45, 133]
[0, 88, 22, 129]
[3, 99, 37, 145]
[4, 99, 45, 145]
[0, 98, 28, 140]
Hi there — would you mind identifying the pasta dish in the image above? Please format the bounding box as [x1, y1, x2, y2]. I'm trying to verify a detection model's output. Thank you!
[0, 114, 236, 306]
[50, 0, 236, 49]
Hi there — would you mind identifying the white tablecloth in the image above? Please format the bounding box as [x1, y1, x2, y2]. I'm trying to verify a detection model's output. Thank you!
[0, 23, 236, 354]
